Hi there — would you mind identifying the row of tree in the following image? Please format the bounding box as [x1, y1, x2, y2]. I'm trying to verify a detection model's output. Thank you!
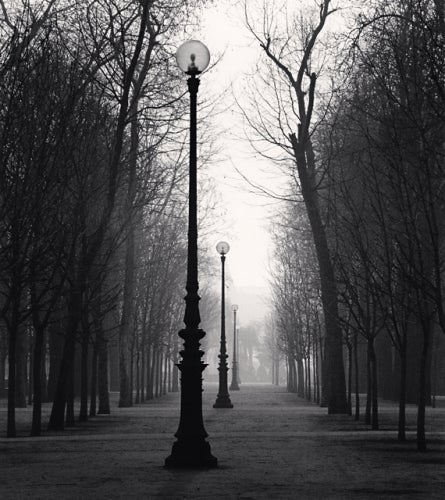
[0, 0, 222, 438]
[243, 0, 445, 451]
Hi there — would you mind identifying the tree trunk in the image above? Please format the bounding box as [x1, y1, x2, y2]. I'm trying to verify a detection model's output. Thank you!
[146, 343, 154, 400]
[28, 339, 33, 405]
[312, 348, 317, 402]
[41, 333, 49, 403]
[171, 340, 179, 392]
[65, 363, 75, 427]
[370, 338, 379, 430]
[347, 343, 352, 416]
[285, 357, 289, 389]
[398, 342, 407, 441]
[78, 334, 88, 422]
[118, 227, 135, 407]
[0, 337, 6, 396]
[319, 329, 328, 407]
[89, 341, 98, 417]
[7, 323, 18, 437]
[297, 358, 305, 397]
[130, 339, 134, 401]
[417, 322, 431, 451]
[167, 354, 172, 392]
[354, 331, 360, 421]
[140, 345, 145, 402]
[48, 288, 80, 430]
[431, 330, 438, 408]
[15, 325, 27, 408]
[315, 343, 320, 403]
[287, 354, 295, 392]
[365, 342, 372, 425]
[153, 348, 158, 397]
[290, 134, 347, 414]
[155, 349, 161, 398]
[47, 324, 64, 402]
[31, 327, 44, 436]
[97, 336, 110, 415]
[135, 349, 140, 404]
[118, 104, 139, 408]
[163, 352, 168, 395]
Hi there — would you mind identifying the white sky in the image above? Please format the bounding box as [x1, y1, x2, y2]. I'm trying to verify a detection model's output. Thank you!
[194, 1, 351, 310]
[175, 1, 357, 330]
[193, 1, 351, 327]
[197, 2, 279, 294]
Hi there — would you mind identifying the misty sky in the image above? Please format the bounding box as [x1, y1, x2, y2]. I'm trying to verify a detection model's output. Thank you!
[198, 2, 277, 294]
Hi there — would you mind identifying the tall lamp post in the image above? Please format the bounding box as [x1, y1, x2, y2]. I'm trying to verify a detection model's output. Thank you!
[165, 40, 217, 468]
[229, 305, 240, 391]
[213, 241, 233, 408]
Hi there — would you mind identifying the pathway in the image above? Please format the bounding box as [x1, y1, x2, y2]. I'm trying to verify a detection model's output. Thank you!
[1, 384, 444, 499]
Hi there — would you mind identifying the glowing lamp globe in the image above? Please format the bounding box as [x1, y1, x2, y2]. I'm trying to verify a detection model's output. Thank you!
[176, 40, 210, 75]
[232, 304, 238, 311]
[216, 241, 230, 255]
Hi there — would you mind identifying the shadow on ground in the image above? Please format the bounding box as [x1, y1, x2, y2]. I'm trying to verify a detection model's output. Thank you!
[1, 383, 444, 499]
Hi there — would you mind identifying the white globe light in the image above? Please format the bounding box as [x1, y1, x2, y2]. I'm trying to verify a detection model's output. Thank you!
[176, 40, 210, 75]
[216, 241, 230, 255]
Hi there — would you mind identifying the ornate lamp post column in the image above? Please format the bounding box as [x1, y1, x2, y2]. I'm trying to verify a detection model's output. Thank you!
[165, 40, 217, 468]
[213, 241, 233, 408]
[230, 305, 240, 391]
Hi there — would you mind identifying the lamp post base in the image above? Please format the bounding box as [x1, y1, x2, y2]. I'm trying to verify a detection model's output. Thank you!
[230, 362, 240, 391]
[165, 438, 217, 468]
[166, 327, 216, 468]
[213, 357, 233, 408]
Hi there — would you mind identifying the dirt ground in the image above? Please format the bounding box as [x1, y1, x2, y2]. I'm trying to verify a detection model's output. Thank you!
[1, 383, 444, 499]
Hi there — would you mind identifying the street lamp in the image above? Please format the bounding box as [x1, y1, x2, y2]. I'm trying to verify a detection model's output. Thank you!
[213, 241, 233, 408]
[165, 40, 217, 468]
[230, 305, 240, 391]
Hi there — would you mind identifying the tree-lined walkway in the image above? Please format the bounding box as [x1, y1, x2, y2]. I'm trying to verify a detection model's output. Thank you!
[1, 384, 445, 499]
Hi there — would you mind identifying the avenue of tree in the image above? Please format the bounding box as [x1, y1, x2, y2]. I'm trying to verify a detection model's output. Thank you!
[246, 0, 445, 452]
[0, 0, 444, 458]
[0, 0, 224, 438]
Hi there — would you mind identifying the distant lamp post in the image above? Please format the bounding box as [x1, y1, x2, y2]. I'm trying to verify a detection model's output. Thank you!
[237, 328, 242, 386]
[165, 40, 217, 468]
[229, 305, 240, 391]
[213, 241, 233, 408]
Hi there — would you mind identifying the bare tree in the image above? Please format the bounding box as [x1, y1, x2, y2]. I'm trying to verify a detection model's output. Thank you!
[322, 0, 445, 448]
[243, 0, 348, 413]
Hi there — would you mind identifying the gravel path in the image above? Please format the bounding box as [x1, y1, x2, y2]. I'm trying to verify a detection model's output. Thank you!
[1, 383, 444, 499]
